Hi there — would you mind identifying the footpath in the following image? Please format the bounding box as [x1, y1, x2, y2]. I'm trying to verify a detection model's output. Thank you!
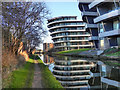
[32, 62, 43, 88]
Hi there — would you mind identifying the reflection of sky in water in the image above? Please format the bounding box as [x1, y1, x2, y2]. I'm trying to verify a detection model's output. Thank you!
[49, 63, 54, 72]
[38, 54, 48, 65]
[39, 54, 54, 72]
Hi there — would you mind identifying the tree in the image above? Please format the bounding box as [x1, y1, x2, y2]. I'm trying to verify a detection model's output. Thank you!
[2, 2, 50, 54]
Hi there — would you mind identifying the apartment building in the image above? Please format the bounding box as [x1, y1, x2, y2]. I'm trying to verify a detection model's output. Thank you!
[43, 43, 54, 52]
[78, 2, 99, 49]
[47, 16, 92, 51]
[79, 0, 120, 50]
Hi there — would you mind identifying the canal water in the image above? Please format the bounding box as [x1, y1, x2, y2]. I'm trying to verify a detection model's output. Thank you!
[40, 54, 120, 90]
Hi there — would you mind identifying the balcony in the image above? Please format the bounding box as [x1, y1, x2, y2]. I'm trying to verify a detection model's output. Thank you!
[85, 24, 98, 29]
[49, 24, 85, 30]
[52, 34, 90, 39]
[54, 40, 89, 44]
[89, 0, 107, 9]
[88, 36, 99, 41]
[81, 11, 98, 17]
[101, 77, 120, 88]
[99, 29, 120, 38]
[55, 45, 93, 48]
[94, 9, 120, 23]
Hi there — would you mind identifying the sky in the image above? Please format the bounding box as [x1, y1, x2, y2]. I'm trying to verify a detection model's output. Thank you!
[38, 1, 82, 49]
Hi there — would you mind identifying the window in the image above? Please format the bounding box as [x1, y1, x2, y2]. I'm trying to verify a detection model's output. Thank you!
[113, 20, 119, 30]
[99, 23, 104, 33]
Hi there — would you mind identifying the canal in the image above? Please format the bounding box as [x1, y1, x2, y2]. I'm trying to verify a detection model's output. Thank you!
[39, 54, 120, 90]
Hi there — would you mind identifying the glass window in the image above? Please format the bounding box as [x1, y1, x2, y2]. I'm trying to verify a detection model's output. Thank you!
[99, 23, 104, 33]
[113, 20, 119, 30]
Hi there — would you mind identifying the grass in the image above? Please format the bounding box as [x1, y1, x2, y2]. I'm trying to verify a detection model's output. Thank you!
[103, 47, 117, 54]
[4, 54, 63, 88]
[57, 48, 91, 54]
[9, 62, 34, 88]
[104, 61, 120, 67]
[38, 59, 63, 88]
[105, 51, 120, 57]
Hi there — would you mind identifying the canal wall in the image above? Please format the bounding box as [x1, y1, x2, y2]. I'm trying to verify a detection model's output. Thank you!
[50, 52, 120, 61]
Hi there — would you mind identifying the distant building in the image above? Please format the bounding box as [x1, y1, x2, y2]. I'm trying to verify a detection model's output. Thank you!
[43, 55, 54, 64]
[43, 43, 54, 52]
[48, 16, 93, 51]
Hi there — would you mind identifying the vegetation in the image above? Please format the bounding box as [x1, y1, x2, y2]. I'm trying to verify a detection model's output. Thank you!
[104, 61, 120, 67]
[102, 47, 120, 57]
[2, 2, 50, 88]
[2, 2, 49, 53]
[38, 59, 63, 88]
[103, 47, 117, 54]
[105, 51, 120, 57]
[57, 48, 91, 54]
[9, 62, 34, 88]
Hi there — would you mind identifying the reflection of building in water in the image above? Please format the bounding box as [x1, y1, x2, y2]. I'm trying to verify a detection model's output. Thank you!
[53, 59, 95, 89]
[43, 55, 54, 64]
[43, 43, 54, 52]
[90, 61, 120, 90]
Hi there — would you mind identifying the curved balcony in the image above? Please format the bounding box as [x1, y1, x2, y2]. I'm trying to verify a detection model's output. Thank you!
[85, 24, 98, 29]
[81, 11, 98, 17]
[49, 24, 85, 30]
[99, 29, 120, 38]
[59, 80, 88, 84]
[54, 64, 94, 68]
[55, 45, 93, 48]
[53, 69, 90, 73]
[48, 20, 84, 26]
[54, 67, 91, 71]
[88, 36, 99, 41]
[50, 30, 85, 34]
[54, 75, 91, 78]
[52, 34, 90, 39]
[54, 40, 89, 44]
[94, 9, 120, 23]
[54, 59, 88, 62]
[89, 0, 106, 9]
[64, 85, 88, 89]
[55, 61, 93, 66]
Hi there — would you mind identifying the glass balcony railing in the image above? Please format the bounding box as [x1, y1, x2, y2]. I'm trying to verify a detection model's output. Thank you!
[48, 22, 85, 28]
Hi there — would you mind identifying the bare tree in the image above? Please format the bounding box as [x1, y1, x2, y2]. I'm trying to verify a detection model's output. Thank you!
[2, 2, 50, 54]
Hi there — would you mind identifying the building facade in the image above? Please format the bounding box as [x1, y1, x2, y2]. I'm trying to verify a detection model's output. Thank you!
[90, 0, 120, 49]
[79, 0, 120, 50]
[48, 16, 92, 51]
[78, 2, 99, 49]
[43, 43, 54, 52]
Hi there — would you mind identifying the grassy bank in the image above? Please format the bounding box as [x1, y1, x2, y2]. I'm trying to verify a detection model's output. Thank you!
[38, 60, 63, 88]
[27, 54, 63, 88]
[105, 51, 120, 57]
[104, 61, 120, 67]
[102, 47, 120, 57]
[57, 48, 91, 54]
[9, 62, 34, 88]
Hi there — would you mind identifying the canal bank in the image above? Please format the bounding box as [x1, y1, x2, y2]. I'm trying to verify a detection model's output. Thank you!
[55, 50, 120, 60]
[47, 48, 120, 67]
[30, 54, 63, 88]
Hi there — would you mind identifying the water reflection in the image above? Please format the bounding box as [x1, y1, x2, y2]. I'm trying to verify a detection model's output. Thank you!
[40, 54, 120, 89]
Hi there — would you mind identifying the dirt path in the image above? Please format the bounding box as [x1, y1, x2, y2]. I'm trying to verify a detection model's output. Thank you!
[32, 63, 43, 88]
